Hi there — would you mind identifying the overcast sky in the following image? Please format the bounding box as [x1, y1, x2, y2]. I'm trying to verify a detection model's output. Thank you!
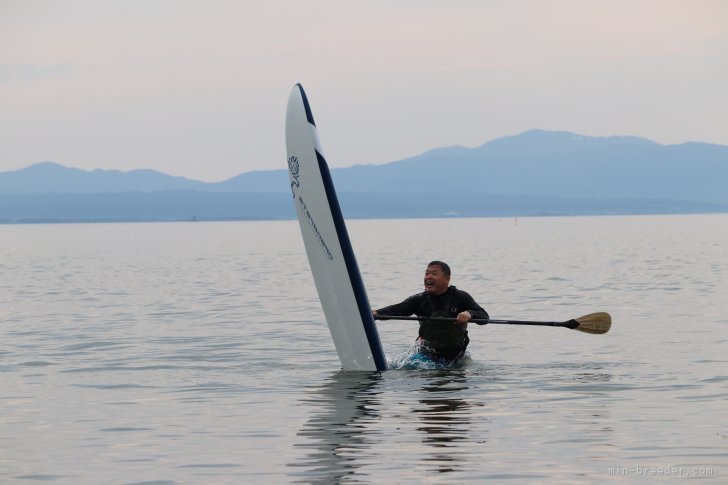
[1, 0, 726, 181]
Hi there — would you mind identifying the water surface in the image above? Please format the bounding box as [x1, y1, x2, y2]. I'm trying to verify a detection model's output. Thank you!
[2, 215, 726, 482]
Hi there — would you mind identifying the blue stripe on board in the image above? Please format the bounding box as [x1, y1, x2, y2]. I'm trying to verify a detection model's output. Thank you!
[316, 150, 388, 371]
[296, 83, 316, 127]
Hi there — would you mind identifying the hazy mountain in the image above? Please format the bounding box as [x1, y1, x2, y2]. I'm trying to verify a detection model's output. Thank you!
[202, 130, 728, 203]
[333, 131, 728, 204]
[211, 169, 289, 192]
[0, 161, 207, 194]
[2, 130, 727, 222]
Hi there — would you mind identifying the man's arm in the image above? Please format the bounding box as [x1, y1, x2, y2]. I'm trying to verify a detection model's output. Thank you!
[373, 294, 421, 317]
[458, 290, 489, 324]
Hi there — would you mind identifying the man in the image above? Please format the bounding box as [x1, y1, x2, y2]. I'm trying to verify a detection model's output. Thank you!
[373, 261, 489, 361]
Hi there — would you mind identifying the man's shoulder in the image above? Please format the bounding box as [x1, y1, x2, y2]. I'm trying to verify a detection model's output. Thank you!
[405, 291, 427, 302]
[449, 286, 474, 299]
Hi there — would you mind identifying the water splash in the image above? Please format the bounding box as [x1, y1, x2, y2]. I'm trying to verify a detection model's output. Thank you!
[388, 342, 471, 370]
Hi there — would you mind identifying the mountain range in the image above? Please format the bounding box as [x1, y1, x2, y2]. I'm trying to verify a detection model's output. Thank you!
[2, 130, 727, 223]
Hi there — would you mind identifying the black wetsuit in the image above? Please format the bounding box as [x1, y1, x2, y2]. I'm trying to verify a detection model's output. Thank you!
[376, 286, 488, 360]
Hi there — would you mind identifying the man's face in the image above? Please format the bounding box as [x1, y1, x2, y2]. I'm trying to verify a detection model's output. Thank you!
[424, 264, 450, 295]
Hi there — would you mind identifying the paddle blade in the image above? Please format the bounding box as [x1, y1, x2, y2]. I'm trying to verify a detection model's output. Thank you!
[571, 312, 611, 334]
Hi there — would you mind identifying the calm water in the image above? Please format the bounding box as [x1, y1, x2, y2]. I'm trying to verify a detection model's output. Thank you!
[2, 215, 727, 483]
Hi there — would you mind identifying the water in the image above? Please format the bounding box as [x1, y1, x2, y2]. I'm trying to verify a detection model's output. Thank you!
[2, 215, 727, 483]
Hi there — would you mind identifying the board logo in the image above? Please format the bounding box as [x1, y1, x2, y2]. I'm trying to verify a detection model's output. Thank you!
[287, 155, 300, 197]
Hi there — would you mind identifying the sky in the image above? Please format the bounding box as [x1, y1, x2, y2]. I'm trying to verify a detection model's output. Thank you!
[1, 0, 726, 182]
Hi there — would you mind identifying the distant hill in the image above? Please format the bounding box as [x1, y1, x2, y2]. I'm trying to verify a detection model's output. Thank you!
[220, 130, 728, 203]
[1, 130, 727, 222]
[0, 161, 207, 193]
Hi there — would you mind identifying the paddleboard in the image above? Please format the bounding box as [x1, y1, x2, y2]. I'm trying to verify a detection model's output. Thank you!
[285, 84, 387, 371]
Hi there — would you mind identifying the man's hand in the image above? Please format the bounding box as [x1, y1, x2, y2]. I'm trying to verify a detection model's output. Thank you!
[456, 311, 471, 326]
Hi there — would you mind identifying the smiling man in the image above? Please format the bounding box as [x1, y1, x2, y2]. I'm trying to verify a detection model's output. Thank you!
[373, 261, 489, 361]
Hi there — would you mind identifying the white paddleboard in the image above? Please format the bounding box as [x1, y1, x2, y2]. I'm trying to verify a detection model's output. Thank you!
[285, 84, 387, 371]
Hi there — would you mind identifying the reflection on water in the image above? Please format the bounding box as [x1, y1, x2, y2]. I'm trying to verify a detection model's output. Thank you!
[290, 371, 383, 483]
[290, 363, 634, 482]
[414, 371, 474, 474]
[290, 369, 487, 481]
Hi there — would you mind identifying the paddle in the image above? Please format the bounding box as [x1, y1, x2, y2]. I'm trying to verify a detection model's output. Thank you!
[374, 312, 611, 334]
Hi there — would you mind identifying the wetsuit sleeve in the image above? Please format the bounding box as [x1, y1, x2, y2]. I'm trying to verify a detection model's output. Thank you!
[458, 290, 489, 324]
[375, 294, 421, 317]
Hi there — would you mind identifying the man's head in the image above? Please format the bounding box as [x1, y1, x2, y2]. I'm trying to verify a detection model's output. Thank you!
[424, 261, 451, 295]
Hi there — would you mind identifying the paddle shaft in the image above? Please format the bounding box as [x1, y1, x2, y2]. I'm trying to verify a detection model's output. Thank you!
[374, 315, 578, 329]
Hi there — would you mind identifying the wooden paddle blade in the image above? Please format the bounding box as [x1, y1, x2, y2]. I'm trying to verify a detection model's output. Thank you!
[573, 312, 611, 334]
